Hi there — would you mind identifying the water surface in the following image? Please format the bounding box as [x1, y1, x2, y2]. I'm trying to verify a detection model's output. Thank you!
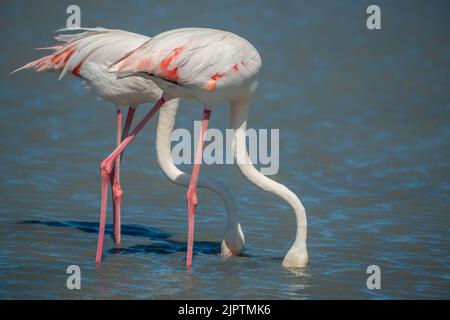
[0, 0, 449, 299]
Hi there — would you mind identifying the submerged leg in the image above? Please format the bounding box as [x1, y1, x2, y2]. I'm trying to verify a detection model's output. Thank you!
[96, 97, 166, 263]
[186, 108, 212, 268]
[111, 106, 137, 245]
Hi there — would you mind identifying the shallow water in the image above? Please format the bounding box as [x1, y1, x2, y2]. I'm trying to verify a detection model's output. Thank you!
[0, 0, 449, 299]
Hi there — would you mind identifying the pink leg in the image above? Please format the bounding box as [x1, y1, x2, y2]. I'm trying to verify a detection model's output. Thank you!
[111, 106, 136, 245]
[186, 108, 212, 268]
[96, 97, 166, 263]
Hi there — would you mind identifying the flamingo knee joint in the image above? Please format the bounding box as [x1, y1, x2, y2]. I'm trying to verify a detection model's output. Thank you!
[186, 189, 198, 207]
[112, 183, 123, 201]
[100, 160, 113, 176]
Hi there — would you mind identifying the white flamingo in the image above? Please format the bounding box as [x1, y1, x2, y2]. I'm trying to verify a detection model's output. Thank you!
[12, 27, 244, 263]
[109, 28, 308, 268]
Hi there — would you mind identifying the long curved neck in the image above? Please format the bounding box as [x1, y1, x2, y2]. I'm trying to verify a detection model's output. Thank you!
[156, 99, 239, 227]
[230, 98, 307, 252]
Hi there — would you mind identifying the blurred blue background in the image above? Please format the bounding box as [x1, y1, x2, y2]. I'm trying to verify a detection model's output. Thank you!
[0, 0, 449, 299]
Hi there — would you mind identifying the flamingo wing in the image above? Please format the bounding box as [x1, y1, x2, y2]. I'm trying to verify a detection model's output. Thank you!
[110, 28, 259, 91]
[11, 27, 150, 81]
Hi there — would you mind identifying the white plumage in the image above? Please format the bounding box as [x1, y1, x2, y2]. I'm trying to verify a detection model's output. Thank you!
[15, 28, 161, 107]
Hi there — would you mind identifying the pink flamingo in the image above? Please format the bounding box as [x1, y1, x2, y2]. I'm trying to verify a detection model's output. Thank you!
[110, 28, 309, 268]
[12, 28, 245, 263]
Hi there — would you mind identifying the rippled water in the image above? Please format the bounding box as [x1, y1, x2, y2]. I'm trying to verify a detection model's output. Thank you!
[1, 0, 449, 299]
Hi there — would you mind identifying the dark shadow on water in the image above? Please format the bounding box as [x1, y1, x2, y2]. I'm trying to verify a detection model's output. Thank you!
[111, 241, 219, 256]
[19, 219, 220, 256]
[20, 219, 171, 240]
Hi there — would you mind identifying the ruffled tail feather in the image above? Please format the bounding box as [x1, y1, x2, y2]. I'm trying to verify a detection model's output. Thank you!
[10, 54, 55, 75]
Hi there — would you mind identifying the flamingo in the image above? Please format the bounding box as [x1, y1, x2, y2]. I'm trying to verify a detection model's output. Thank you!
[12, 27, 244, 263]
[109, 28, 309, 268]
